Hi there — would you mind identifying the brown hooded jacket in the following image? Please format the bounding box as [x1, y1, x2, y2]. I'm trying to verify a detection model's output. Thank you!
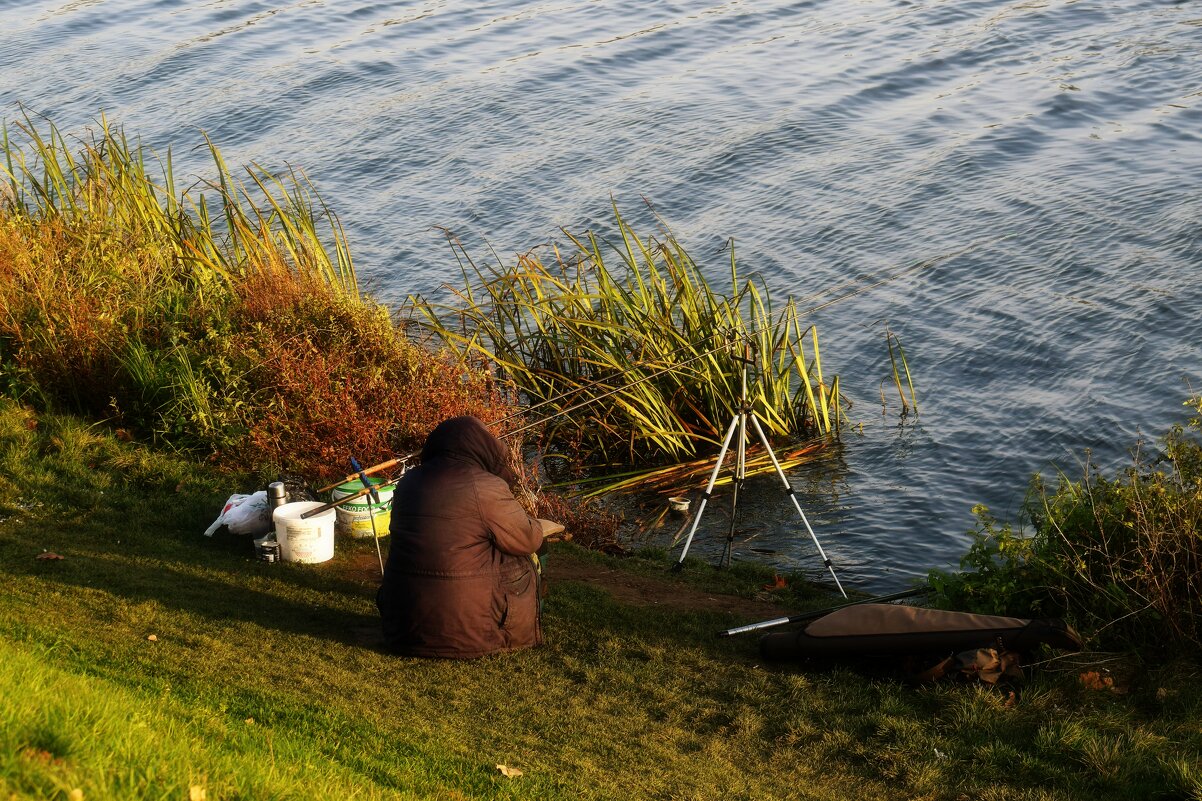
[376, 416, 543, 658]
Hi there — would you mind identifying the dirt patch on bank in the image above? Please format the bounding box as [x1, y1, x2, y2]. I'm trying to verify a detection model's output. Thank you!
[338, 548, 793, 622]
[545, 549, 793, 621]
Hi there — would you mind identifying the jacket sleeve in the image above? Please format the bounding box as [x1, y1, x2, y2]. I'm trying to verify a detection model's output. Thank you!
[476, 473, 543, 556]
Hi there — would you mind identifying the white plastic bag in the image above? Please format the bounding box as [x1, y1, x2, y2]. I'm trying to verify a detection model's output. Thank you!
[203, 491, 274, 537]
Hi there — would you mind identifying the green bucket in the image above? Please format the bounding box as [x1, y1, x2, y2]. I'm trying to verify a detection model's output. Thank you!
[330, 478, 393, 538]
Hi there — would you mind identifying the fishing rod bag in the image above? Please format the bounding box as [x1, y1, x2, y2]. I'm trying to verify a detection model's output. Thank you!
[760, 603, 1082, 665]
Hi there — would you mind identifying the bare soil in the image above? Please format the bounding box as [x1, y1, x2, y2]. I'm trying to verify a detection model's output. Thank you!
[340, 548, 792, 620]
[546, 549, 794, 619]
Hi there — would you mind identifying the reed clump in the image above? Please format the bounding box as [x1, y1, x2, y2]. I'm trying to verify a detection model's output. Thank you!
[407, 207, 845, 469]
[929, 398, 1202, 653]
[0, 114, 515, 480]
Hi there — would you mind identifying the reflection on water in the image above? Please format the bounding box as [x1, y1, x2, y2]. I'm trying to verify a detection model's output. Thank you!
[1, 0, 1200, 590]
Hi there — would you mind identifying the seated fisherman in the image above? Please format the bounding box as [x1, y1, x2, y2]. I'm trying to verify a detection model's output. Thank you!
[376, 415, 555, 659]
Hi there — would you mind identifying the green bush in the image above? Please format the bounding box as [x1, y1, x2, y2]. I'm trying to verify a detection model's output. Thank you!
[929, 398, 1202, 653]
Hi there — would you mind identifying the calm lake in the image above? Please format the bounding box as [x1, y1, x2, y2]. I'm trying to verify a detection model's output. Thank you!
[2, 0, 1200, 590]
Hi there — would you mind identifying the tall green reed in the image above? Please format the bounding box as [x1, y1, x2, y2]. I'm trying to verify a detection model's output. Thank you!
[407, 206, 844, 465]
[885, 323, 917, 416]
[1, 110, 356, 292]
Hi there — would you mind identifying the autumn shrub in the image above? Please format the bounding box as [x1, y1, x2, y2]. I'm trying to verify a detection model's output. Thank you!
[207, 265, 518, 479]
[0, 115, 521, 482]
[0, 213, 202, 420]
[929, 399, 1202, 653]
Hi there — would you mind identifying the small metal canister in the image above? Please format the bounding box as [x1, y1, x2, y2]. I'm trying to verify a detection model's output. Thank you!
[258, 540, 280, 563]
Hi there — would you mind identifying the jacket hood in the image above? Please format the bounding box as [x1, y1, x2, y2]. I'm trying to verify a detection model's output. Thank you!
[420, 416, 516, 483]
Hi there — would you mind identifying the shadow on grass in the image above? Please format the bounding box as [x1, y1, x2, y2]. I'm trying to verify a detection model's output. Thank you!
[0, 525, 387, 650]
[4, 496, 813, 666]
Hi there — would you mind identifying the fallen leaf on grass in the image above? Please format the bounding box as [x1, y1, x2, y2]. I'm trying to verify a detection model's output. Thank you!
[496, 764, 523, 778]
[146, 634, 158, 642]
[762, 573, 787, 590]
[1080, 670, 1127, 694]
[20, 747, 64, 766]
[36, 551, 64, 560]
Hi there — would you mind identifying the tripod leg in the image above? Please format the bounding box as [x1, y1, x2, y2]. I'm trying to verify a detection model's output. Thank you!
[675, 413, 740, 567]
[748, 414, 847, 598]
[720, 411, 748, 569]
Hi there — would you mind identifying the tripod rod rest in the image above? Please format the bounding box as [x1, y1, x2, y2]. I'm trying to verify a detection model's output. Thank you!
[721, 329, 758, 364]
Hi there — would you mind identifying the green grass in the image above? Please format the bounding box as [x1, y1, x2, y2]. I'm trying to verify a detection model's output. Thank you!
[3, 400, 1201, 801]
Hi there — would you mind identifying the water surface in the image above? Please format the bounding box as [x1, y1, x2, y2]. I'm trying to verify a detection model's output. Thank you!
[2, 0, 1200, 590]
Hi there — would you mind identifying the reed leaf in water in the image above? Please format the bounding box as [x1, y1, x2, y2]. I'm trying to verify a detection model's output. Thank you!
[407, 206, 844, 465]
[563, 441, 828, 498]
[885, 324, 917, 415]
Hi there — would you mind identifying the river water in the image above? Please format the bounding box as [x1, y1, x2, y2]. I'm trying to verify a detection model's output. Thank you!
[2, 0, 1200, 591]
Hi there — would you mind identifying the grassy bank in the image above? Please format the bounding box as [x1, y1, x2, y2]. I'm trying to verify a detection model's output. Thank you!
[3, 400, 1201, 801]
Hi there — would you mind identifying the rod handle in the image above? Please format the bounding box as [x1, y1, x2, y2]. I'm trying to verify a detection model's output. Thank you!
[717, 616, 792, 637]
[316, 458, 401, 494]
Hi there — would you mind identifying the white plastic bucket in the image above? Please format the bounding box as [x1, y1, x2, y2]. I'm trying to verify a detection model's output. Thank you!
[273, 501, 335, 564]
[330, 478, 393, 538]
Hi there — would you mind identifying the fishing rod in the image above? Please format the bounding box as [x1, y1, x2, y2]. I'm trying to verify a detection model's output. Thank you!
[716, 586, 931, 637]
[300, 247, 974, 519]
[497, 247, 977, 441]
[500, 330, 769, 441]
[298, 327, 757, 518]
[317, 457, 403, 494]
[473, 278, 764, 431]
[792, 237, 1001, 316]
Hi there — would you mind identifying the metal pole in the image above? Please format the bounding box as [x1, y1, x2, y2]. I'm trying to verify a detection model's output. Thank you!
[721, 359, 751, 569]
[716, 587, 930, 637]
[675, 414, 742, 566]
[720, 411, 746, 569]
[747, 413, 847, 598]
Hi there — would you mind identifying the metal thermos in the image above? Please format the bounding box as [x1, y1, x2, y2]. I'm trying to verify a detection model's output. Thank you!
[262, 482, 288, 565]
[267, 481, 288, 509]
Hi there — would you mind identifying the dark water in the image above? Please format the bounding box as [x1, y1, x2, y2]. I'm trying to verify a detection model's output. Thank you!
[3, 0, 1200, 591]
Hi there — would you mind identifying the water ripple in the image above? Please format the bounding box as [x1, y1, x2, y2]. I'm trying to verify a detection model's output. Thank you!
[2, 0, 1200, 588]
